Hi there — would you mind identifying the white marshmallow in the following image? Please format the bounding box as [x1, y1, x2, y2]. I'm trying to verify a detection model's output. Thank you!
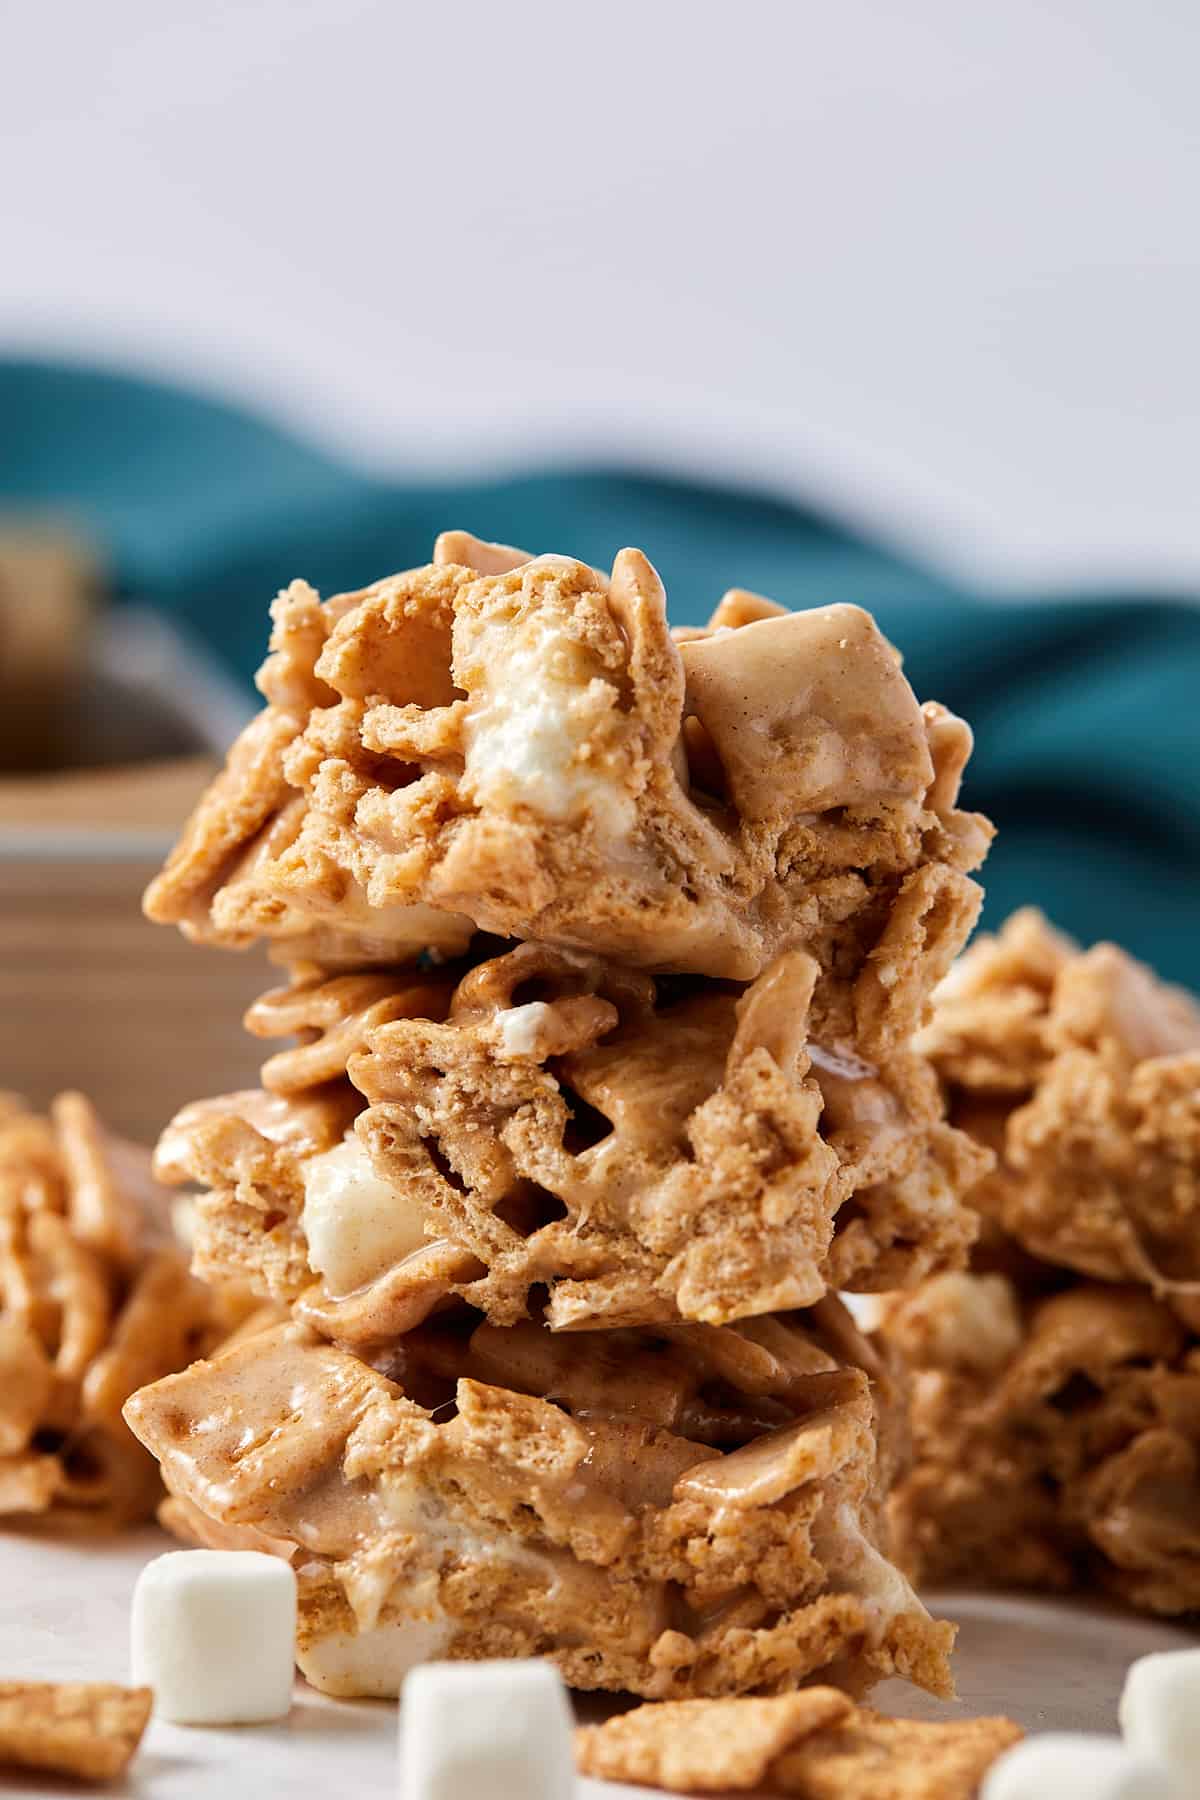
[1120, 1650, 1200, 1792]
[497, 1001, 554, 1058]
[982, 1734, 1174, 1800]
[131, 1550, 296, 1725]
[301, 1135, 427, 1296]
[399, 1659, 575, 1800]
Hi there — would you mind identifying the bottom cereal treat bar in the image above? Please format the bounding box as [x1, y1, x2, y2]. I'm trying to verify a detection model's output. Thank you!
[0, 1681, 152, 1782]
[881, 1270, 1200, 1613]
[919, 908, 1200, 1290]
[124, 1306, 955, 1702]
[0, 1091, 248, 1528]
[574, 1692, 1022, 1798]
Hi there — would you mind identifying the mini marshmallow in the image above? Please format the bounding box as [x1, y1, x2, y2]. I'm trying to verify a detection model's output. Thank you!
[982, 1734, 1173, 1800]
[131, 1550, 296, 1725]
[399, 1659, 574, 1800]
[1120, 1649, 1200, 1791]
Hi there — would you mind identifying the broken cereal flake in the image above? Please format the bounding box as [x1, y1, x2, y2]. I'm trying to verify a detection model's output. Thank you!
[0, 1680, 153, 1781]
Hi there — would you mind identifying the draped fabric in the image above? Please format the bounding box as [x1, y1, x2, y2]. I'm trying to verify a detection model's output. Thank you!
[5, 359, 1197, 986]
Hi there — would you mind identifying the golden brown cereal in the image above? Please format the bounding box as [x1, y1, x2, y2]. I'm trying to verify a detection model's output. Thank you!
[0, 1680, 152, 1781]
[769, 1707, 1024, 1800]
[574, 1695, 1021, 1797]
[0, 1093, 245, 1528]
[572, 1689, 853, 1790]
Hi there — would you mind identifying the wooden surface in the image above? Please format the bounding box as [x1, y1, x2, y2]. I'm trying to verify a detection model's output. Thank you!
[0, 756, 219, 831]
[0, 759, 272, 1144]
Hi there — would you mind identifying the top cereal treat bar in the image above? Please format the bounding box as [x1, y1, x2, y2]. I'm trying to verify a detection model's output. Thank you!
[144, 532, 991, 979]
[919, 908, 1200, 1290]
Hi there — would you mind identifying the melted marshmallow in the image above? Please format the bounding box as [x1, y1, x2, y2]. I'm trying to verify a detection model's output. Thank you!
[301, 1136, 428, 1297]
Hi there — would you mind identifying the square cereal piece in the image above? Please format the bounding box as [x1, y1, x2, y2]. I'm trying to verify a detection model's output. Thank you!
[770, 1707, 1024, 1800]
[0, 1680, 152, 1781]
[573, 1690, 852, 1791]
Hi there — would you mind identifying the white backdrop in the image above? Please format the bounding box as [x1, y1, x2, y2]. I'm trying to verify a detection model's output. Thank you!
[3, 0, 1199, 590]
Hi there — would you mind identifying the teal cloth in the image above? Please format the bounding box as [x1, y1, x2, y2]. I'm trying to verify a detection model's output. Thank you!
[5, 358, 1199, 987]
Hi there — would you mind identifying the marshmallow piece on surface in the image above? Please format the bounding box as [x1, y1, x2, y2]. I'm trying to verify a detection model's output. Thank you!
[131, 1550, 296, 1725]
[982, 1734, 1173, 1800]
[1120, 1649, 1200, 1789]
[399, 1660, 574, 1800]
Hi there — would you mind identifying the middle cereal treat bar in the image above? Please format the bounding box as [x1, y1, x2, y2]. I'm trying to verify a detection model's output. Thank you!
[143, 532, 991, 982]
[154, 939, 990, 1333]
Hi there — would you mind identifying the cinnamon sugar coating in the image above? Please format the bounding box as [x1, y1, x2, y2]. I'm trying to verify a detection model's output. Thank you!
[154, 941, 987, 1336]
[144, 532, 991, 981]
[0, 1681, 153, 1782]
[882, 1270, 1200, 1614]
[0, 1093, 243, 1527]
[125, 1309, 953, 1702]
[919, 907, 1200, 1289]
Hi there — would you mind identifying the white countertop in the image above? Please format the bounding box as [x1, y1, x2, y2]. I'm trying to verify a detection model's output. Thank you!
[2, 1526, 1194, 1796]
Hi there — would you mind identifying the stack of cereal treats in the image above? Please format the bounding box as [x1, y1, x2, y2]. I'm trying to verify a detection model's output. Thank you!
[123, 531, 994, 1701]
[880, 908, 1200, 1615]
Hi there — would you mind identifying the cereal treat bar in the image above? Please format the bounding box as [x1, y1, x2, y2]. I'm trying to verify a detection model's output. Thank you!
[919, 907, 1200, 1290]
[154, 939, 989, 1337]
[881, 1270, 1200, 1615]
[0, 1092, 244, 1527]
[125, 1301, 955, 1702]
[143, 531, 991, 981]
[878, 913, 1200, 1614]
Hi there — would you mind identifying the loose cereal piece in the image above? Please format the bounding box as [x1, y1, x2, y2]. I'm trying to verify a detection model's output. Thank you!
[124, 1316, 952, 1704]
[144, 534, 990, 981]
[0, 1680, 152, 1781]
[771, 1708, 1024, 1800]
[574, 1696, 1021, 1797]
[157, 942, 987, 1336]
[573, 1690, 852, 1790]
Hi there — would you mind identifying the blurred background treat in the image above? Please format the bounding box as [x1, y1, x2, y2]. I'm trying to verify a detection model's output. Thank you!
[2, 0, 1198, 1134]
